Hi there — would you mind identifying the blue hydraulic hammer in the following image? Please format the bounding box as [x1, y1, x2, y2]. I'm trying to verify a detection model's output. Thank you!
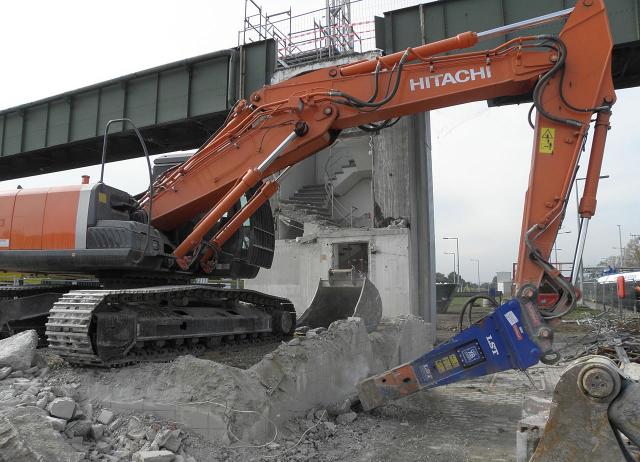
[357, 298, 557, 411]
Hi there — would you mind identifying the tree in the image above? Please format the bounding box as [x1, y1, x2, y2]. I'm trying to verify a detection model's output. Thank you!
[442, 271, 466, 287]
[624, 237, 640, 267]
[598, 255, 618, 268]
[597, 237, 640, 269]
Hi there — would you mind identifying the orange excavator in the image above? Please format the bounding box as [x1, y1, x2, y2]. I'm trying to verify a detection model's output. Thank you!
[0, 1, 615, 371]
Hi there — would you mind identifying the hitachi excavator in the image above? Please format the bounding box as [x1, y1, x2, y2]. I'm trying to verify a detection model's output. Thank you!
[0, 2, 633, 447]
[2, 1, 637, 457]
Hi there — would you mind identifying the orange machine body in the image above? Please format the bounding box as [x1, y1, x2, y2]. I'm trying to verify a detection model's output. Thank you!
[0, 186, 82, 251]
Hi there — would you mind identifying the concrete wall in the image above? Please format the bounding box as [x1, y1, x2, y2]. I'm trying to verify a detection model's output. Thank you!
[246, 228, 411, 318]
[336, 178, 373, 226]
[373, 114, 436, 329]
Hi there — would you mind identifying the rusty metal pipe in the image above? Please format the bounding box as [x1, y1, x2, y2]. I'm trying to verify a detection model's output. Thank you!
[339, 31, 478, 77]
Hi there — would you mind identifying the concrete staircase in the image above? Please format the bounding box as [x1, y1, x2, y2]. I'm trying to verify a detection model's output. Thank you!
[329, 159, 371, 197]
[279, 184, 338, 227]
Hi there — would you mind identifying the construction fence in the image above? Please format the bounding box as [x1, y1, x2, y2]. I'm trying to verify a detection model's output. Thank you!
[582, 278, 640, 314]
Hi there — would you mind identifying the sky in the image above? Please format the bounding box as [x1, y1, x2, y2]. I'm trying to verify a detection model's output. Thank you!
[1, 0, 638, 283]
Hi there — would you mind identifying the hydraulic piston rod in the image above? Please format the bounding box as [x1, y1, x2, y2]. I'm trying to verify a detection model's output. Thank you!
[173, 127, 303, 268]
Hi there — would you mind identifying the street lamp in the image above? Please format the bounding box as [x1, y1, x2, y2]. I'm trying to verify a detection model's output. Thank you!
[554, 230, 571, 267]
[554, 248, 563, 266]
[444, 252, 456, 285]
[443, 237, 460, 289]
[470, 258, 480, 290]
[617, 224, 624, 268]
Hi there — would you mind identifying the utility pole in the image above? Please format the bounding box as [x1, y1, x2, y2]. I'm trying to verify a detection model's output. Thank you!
[445, 252, 456, 285]
[555, 230, 571, 271]
[471, 258, 480, 290]
[617, 224, 624, 268]
[443, 237, 460, 290]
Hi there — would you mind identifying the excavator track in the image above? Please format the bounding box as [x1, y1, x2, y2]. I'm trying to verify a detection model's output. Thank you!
[0, 281, 101, 340]
[45, 285, 295, 367]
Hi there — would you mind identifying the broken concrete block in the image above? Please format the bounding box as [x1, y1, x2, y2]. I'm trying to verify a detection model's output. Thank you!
[162, 430, 182, 452]
[97, 408, 115, 425]
[52, 383, 80, 400]
[133, 450, 176, 462]
[66, 419, 93, 437]
[335, 412, 357, 425]
[48, 397, 76, 420]
[113, 450, 132, 460]
[155, 428, 182, 452]
[288, 338, 301, 346]
[95, 440, 111, 453]
[108, 416, 125, 432]
[0, 366, 12, 380]
[327, 398, 352, 416]
[19, 392, 37, 405]
[91, 423, 105, 440]
[146, 425, 159, 442]
[23, 365, 39, 375]
[0, 406, 79, 461]
[0, 330, 38, 371]
[127, 417, 148, 440]
[46, 416, 68, 431]
[25, 384, 41, 396]
[322, 421, 337, 434]
[36, 395, 49, 409]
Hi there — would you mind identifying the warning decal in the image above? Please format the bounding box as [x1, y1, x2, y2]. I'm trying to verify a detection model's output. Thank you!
[539, 127, 555, 154]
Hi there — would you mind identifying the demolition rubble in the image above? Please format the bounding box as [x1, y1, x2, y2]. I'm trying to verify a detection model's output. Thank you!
[0, 316, 430, 462]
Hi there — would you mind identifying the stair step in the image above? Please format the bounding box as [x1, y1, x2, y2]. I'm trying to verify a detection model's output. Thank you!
[300, 184, 326, 191]
[297, 207, 332, 216]
[281, 201, 327, 210]
[283, 198, 328, 206]
[292, 192, 327, 199]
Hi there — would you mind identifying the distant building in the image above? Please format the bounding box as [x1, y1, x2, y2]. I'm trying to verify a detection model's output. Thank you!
[495, 271, 513, 296]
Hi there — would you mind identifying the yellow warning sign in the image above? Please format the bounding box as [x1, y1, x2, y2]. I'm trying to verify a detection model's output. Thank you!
[539, 127, 555, 154]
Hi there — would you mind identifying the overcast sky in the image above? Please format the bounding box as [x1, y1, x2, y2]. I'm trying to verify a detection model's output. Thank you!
[1, 0, 638, 283]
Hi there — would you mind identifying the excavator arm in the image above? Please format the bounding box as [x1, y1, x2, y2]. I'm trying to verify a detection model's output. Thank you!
[150, 0, 613, 316]
[144, 0, 618, 412]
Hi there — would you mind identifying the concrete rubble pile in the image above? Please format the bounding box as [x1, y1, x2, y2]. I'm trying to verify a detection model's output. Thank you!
[0, 315, 431, 461]
[0, 330, 198, 462]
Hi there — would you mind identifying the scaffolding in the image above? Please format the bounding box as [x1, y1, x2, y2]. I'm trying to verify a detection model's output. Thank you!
[239, 0, 420, 67]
